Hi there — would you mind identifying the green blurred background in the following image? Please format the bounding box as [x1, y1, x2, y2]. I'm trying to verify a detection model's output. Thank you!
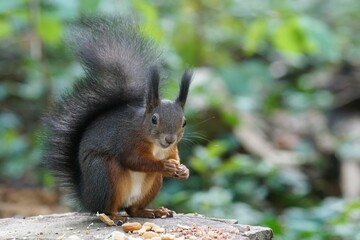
[1, 0, 360, 239]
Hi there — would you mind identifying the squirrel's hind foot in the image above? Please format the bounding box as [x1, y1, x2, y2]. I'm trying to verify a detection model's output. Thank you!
[109, 214, 129, 225]
[126, 206, 175, 218]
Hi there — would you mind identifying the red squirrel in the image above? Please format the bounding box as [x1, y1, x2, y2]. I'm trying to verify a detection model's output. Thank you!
[43, 16, 192, 222]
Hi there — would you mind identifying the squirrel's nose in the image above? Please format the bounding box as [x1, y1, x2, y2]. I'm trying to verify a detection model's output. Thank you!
[165, 135, 176, 145]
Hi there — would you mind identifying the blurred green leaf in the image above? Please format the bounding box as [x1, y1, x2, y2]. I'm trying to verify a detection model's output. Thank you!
[0, 0, 22, 14]
[244, 19, 267, 54]
[80, 0, 100, 12]
[133, 0, 163, 42]
[0, 129, 28, 156]
[273, 17, 315, 54]
[300, 16, 340, 62]
[219, 61, 272, 95]
[220, 111, 240, 126]
[37, 16, 62, 44]
[0, 21, 12, 39]
[261, 215, 284, 236]
[0, 112, 21, 129]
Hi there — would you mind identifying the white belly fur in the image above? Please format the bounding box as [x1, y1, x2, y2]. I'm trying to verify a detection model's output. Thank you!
[124, 171, 146, 207]
[123, 145, 169, 207]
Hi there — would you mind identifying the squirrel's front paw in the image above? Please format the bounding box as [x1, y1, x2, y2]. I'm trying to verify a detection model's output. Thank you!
[162, 159, 178, 176]
[174, 164, 189, 180]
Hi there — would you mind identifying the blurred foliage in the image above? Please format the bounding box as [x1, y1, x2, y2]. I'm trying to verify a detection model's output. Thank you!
[1, 0, 360, 239]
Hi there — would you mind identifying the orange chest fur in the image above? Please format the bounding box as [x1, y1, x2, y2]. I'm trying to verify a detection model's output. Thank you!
[120, 144, 178, 207]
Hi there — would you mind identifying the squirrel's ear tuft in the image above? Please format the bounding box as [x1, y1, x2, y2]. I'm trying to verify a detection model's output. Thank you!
[147, 67, 160, 112]
[175, 69, 193, 109]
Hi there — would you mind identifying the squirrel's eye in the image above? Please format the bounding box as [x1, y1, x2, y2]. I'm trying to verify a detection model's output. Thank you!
[182, 119, 187, 128]
[151, 114, 158, 125]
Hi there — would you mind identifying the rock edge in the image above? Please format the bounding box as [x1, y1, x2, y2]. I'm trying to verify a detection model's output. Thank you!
[0, 212, 273, 240]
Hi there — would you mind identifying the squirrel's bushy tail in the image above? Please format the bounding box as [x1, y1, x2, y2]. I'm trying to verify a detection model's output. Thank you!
[42, 16, 160, 201]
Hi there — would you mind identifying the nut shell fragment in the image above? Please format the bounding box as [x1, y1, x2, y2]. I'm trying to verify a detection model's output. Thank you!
[143, 231, 159, 239]
[138, 226, 149, 235]
[97, 213, 116, 226]
[161, 234, 175, 240]
[154, 227, 165, 233]
[121, 222, 142, 233]
[143, 222, 157, 229]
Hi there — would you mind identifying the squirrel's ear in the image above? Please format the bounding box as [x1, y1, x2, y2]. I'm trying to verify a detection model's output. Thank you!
[147, 67, 160, 112]
[175, 69, 193, 109]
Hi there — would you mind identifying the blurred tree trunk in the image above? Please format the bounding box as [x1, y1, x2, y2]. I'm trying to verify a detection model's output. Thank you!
[329, 63, 360, 197]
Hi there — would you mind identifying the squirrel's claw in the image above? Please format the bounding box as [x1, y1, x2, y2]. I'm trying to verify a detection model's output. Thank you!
[162, 159, 178, 176]
[126, 207, 175, 218]
[175, 164, 190, 180]
[154, 207, 175, 218]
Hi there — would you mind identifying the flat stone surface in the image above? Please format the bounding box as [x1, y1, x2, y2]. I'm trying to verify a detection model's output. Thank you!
[0, 212, 273, 239]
